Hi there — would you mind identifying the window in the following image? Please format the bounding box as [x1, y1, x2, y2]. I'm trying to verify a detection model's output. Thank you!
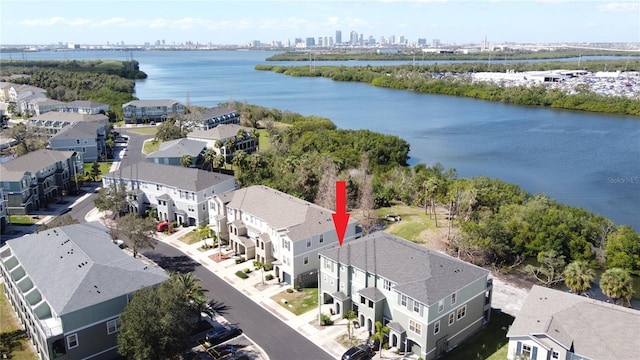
[400, 294, 407, 307]
[323, 274, 328, 282]
[319, 234, 324, 243]
[361, 296, 366, 304]
[66, 334, 78, 349]
[451, 292, 457, 305]
[413, 300, 420, 313]
[409, 319, 422, 335]
[448, 312, 455, 325]
[107, 318, 120, 334]
[552, 351, 559, 359]
[383, 279, 392, 291]
[303, 256, 309, 265]
[368, 300, 373, 308]
[306, 239, 312, 248]
[434, 320, 440, 335]
[522, 344, 532, 358]
[438, 299, 444, 312]
[456, 305, 466, 320]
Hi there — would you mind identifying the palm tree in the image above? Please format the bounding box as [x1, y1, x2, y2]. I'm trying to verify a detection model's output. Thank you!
[370, 321, 389, 358]
[213, 154, 225, 171]
[203, 148, 216, 171]
[232, 150, 247, 170]
[424, 177, 439, 227]
[236, 129, 246, 142]
[345, 310, 357, 339]
[249, 128, 260, 150]
[563, 261, 595, 294]
[171, 272, 209, 319]
[180, 154, 193, 167]
[600, 268, 634, 306]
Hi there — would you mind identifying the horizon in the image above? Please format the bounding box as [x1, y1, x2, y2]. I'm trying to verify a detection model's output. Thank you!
[1, 0, 639, 46]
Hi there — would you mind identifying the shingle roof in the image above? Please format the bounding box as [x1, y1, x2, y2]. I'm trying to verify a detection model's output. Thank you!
[6, 222, 168, 316]
[146, 138, 206, 159]
[358, 287, 386, 302]
[225, 185, 354, 241]
[63, 100, 109, 108]
[50, 121, 103, 140]
[29, 112, 107, 123]
[507, 285, 640, 359]
[188, 124, 249, 141]
[0, 149, 75, 181]
[123, 99, 182, 107]
[320, 233, 489, 306]
[104, 162, 234, 192]
[30, 98, 65, 106]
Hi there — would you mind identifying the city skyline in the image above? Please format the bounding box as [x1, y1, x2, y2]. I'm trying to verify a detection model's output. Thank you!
[1, 0, 639, 46]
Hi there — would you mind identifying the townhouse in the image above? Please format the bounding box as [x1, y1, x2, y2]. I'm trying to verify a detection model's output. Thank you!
[507, 285, 640, 360]
[319, 232, 492, 360]
[58, 100, 110, 115]
[145, 138, 207, 167]
[0, 83, 47, 105]
[187, 124, 257, 163]
[48, 122, 106, 162]
[28, 112, 108, 136]
[208, 185, 360, 287]
[102, 162, 236, 226]
[122, 99, 184, 123]
[0, 149, 83, 214]
[0, 222, 169, 360]
[17, 90, 48, 115]
[27, 98, 65, 116]
[0, 187, 7, 234]
[191, 107, 240, 130]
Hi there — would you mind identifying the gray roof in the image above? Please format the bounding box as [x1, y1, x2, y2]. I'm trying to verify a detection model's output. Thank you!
[387, 322, 406, 333]
[123, 99, 182, 107]
[507, 285, 640, 359]
[63, 100, 109, 108]
[197, 107, 237, 119]
[50, 121, 103, 140]
[104, 162, 234, 192]
[146, 138, 206, 159]
[5, 222, 168, 316]
[0, 149, 76, 181]
[358, 287, 386, 302]
[30, 98, 65, 106]
[188, 124, 249, 141]
[29, 112, 108, 123]
[225, 185, 355, 241]
[319, 233, 489, 306]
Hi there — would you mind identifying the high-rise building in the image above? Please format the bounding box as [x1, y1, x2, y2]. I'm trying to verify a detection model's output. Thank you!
[335, 30, 342, 44]
[306, 37, 315, 47]
[418, 38, 427, 46]
[350, 31, 358, 45]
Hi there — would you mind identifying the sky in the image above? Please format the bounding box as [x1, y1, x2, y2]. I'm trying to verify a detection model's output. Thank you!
[1, 0, 639, 46]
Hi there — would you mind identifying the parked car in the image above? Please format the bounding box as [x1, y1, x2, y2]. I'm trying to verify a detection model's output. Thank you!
[156, 221, 169, 232]
[205, 323, 242, 346]
[341, 344, 374, 360]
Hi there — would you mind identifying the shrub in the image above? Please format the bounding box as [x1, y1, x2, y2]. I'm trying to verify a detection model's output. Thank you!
[243, 268, 252, 274]
[295, 285, 302, 292]
[253, 260, 261, 268]
[235, 271, 249, 279]
[320, 313, 333, 326]
[263, 263, 273, 271]
[235, 257, 245, 264]
[286, 288, 294, 293]
[265, 274, 274, 281]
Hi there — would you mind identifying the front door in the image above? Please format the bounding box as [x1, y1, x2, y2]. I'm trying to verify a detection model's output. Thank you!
[436, 337, 448, 358]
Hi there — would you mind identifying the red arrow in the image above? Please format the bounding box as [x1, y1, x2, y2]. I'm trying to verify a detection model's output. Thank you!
[332, 180, 350, 247]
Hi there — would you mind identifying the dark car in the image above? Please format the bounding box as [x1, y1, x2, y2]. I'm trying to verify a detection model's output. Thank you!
[341, 344, 374, 360]
[205, 323, 242, 346]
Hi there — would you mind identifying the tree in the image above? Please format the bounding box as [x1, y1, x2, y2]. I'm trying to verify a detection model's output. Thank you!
[90, 161, 101, 181]
[115, 213, 157, 258]
[37, 215, 79, 233]
[118, 275, 194, 360]
[424, 177, 440, 227]
[4, 123, 43, 154]
[358, 154, 375, 235]
[606, 225, 640, 273]
[94, 181, 129, 219]
[213, 154, 225, 171]
[180, 154, 193, 167]
[154, 117, 185, 142]
[524, 250, 566, 287]
[370, 321, 389, 359]
[314, 158, 338, 210]
[563, 261, 595, 294]
[345, 310, 357, 340]
[171, 272, 209, 318]
[203, 148, 216, 171]
[600, 268, 634, 307]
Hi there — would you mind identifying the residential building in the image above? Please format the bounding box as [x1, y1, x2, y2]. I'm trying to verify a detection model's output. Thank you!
[319, 232, 492, 360]
[122, 99, 184, 123]
[208, 185, 360, 287]
[187, 124, 257, 163]
[27, 98, 65, 116]
[102, 162, 236, 226]
[0, 149, 83, 214]
[58, 100, 110, 115]
[0, 222, 169, 360]
[17, 90, 48, 115]
[191, 107, 240, 130]
[145, 138, 207, 167]
[28, 112, 108, 136]
[1, 83, 47, 104]
[0, 187, 7, 234]
[48, 122, 106, 162]
[507, 285, 640, 360]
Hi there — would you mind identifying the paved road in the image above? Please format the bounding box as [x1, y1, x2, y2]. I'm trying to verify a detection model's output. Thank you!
[143, 242, 333, 360]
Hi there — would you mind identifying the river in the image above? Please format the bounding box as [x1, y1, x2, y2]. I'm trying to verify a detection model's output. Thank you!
[3, 50, 639, 230]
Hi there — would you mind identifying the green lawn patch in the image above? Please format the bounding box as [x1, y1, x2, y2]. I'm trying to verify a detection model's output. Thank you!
[82, 162, 113, 180]
[272, 287, 318, 315]
[374, 204, 435, 242]
[128, 127, 158, 136]
[177, 230, 205, 245]
[0, 284, 39, 360]
[143, 139, 162, 154]
[8, 215, 35, 225]
[257, 129, 272, 152]
[443, 309, 513, 360]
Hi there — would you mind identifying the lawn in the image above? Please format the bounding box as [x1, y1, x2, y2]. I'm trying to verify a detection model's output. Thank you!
[178, 229, 206, 245]
[127, 127, 158, 136]
[257, 129, 271, 152]
[143, 139, 162, 154]
[83, 162, 113, 180]
[443, 309, 513, 360]
[272, 288, 318, 315]
[8, 215, 35, 225]
[0, 284, 38, 360]
[373, 204, 437, 243]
